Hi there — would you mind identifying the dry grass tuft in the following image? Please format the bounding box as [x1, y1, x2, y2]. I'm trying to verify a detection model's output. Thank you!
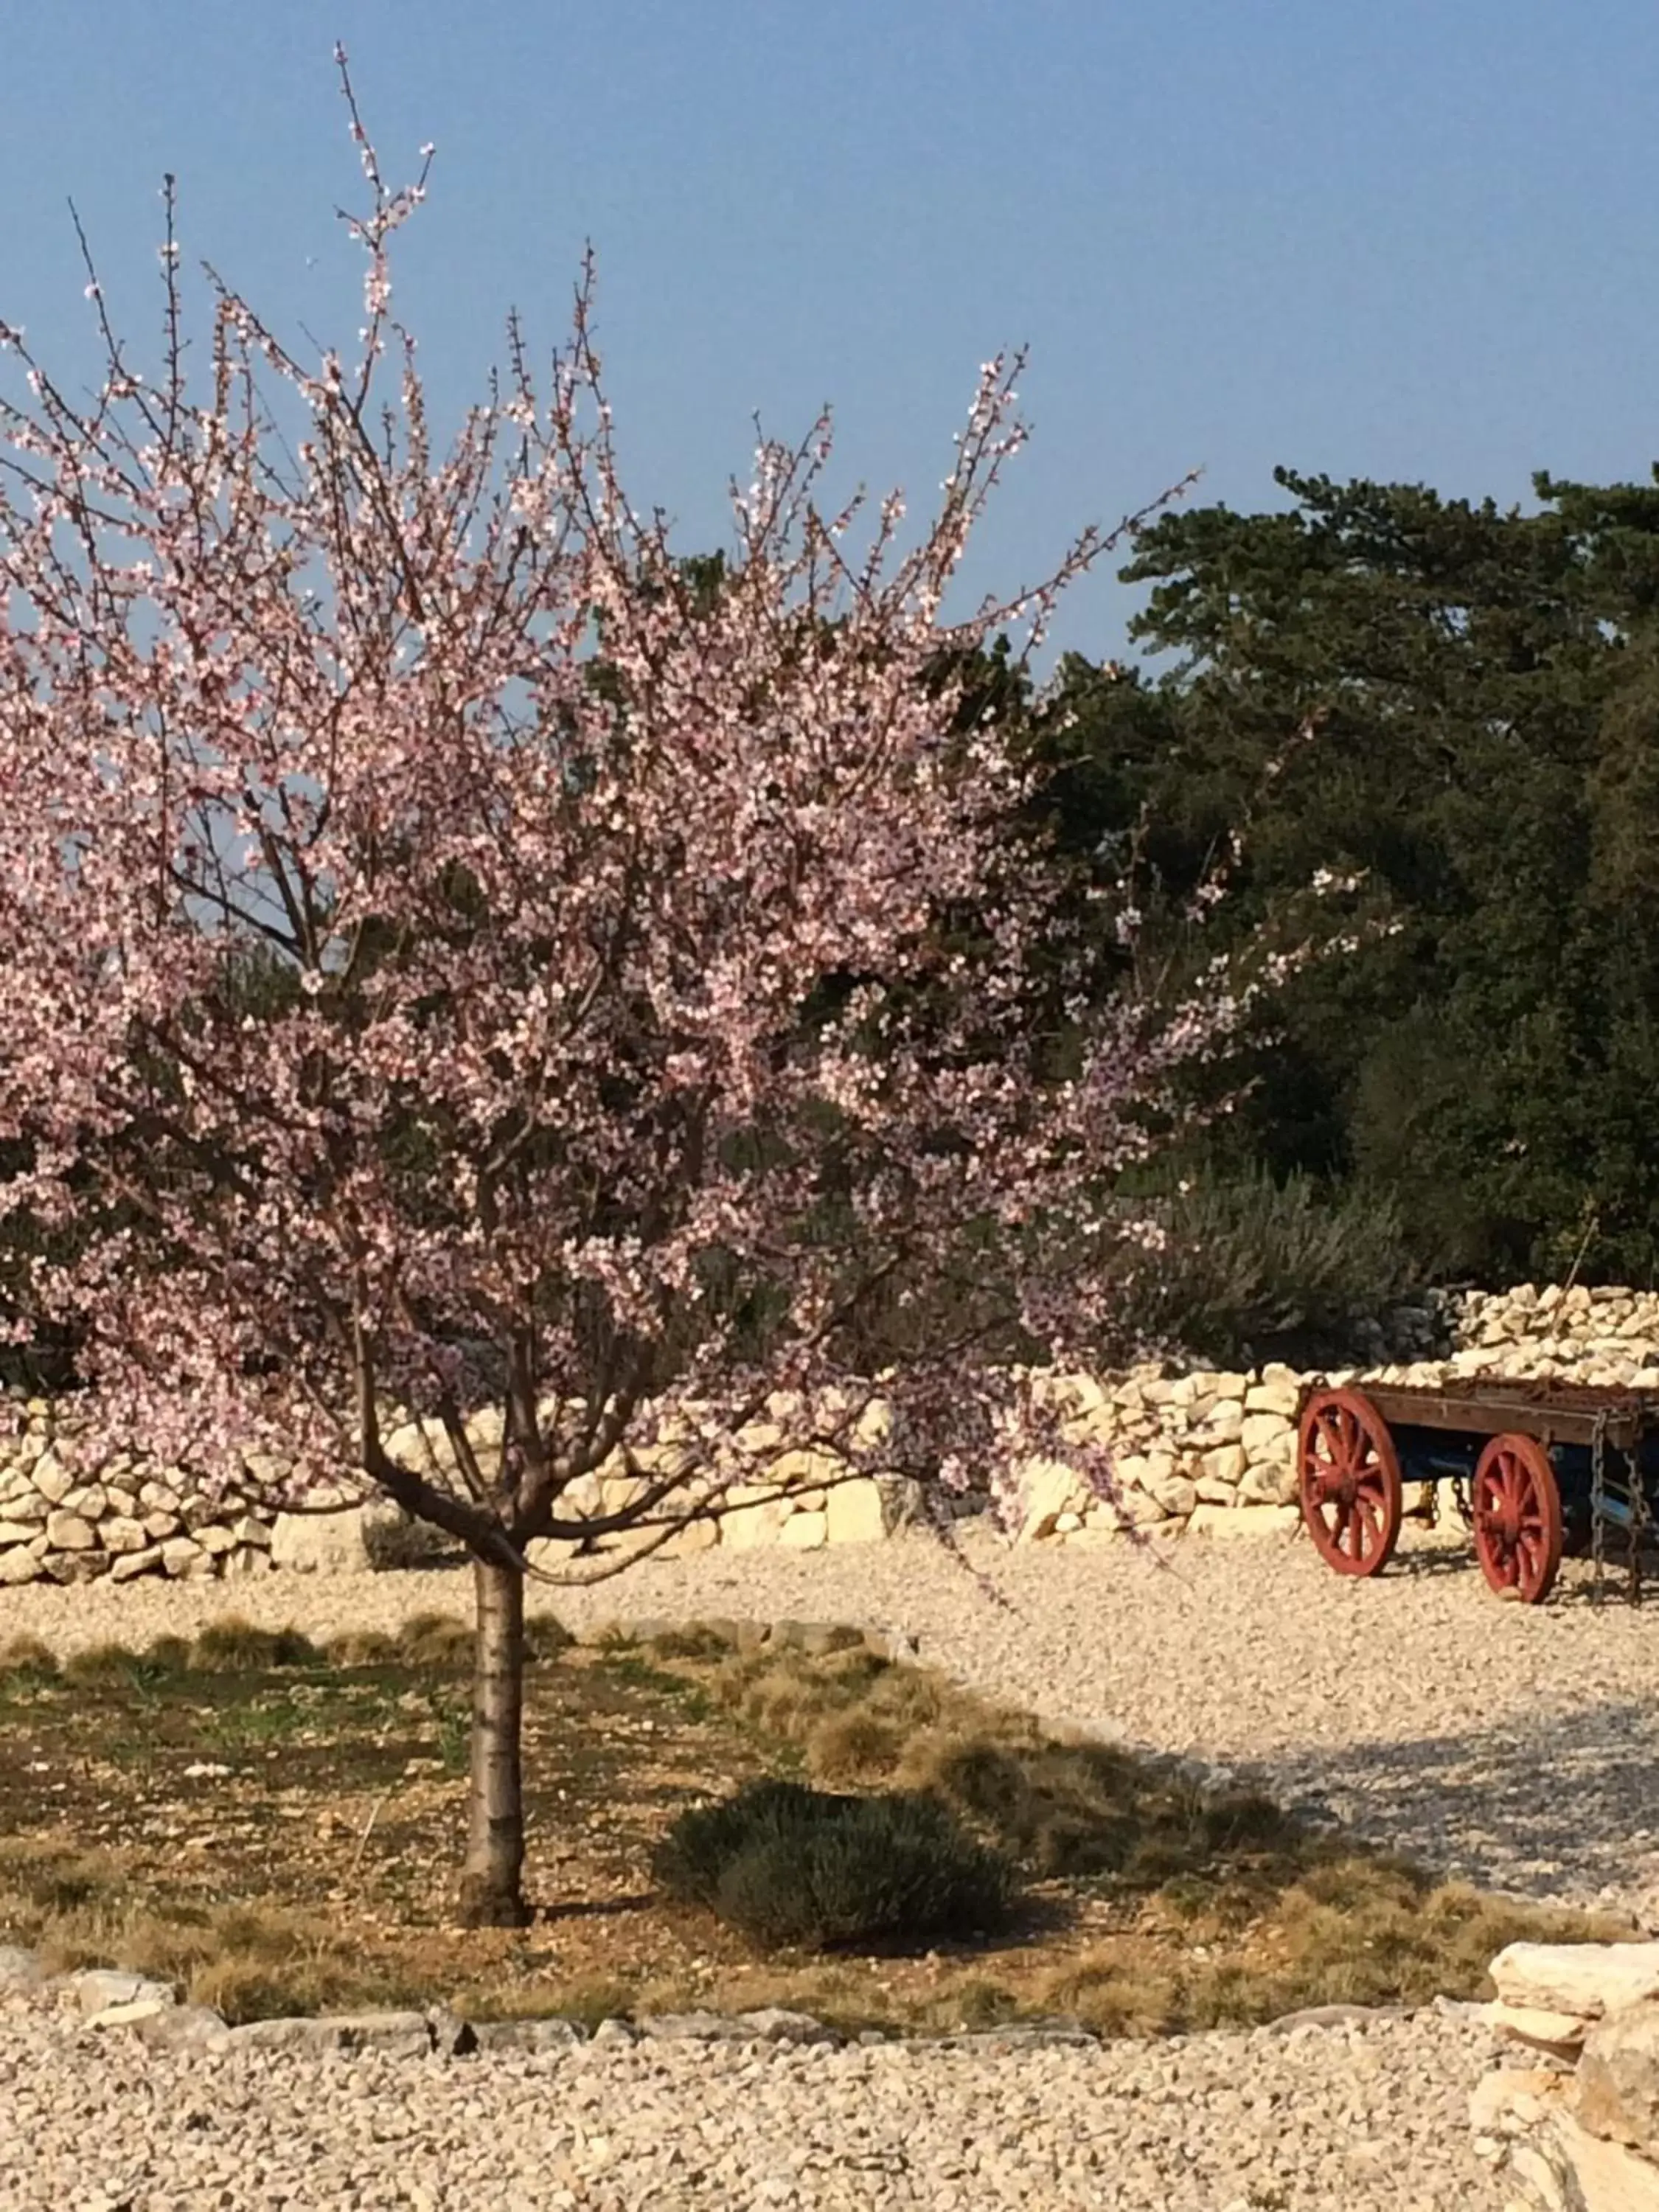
[394, 1611, 474, 1666]
[806, 1708, 908, 1784]
[323, 1628, 403, 1668]
[638, 1623, 737, 1662]
[63, 1638, 195, 1689]
[0, 1635, 59, 1681]
[190, 1620, 322, 1673]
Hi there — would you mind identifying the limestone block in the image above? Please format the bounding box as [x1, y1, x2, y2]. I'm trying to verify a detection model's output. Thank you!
[852, 1396, 892, 1450]
[557, 1472, 604, 1520]
[270, 1510, 369, 1574]
[1197, 1443, 1248, 1489]
[44, 1549, 108, 1583]
[98, 1516, 150, 1555]
[31, 1452, 72, 1504]
[86, 1997, 174, 2031]
[70, 1969, 176, 2017]
[655, 1517, 719, 1560]
[0, 1519, 38, 1548]
[1578, 1995, 1659, 2157]
[223, 2011, 432, 2056]
[44, 1509, 95, 1551]
[0, 1546, 42, 1585]
[824, 1476, 889, 1546]
[1198, 1402, 1245, 1444]
[1186, 1502, 1300, 1540]
[1145, 1470, 1197, 1518]
[1116, 1450, 1176, 1490]
[765, 1448, 838, 1496]
[465, 1405, 506, 1450]
[1492, 1944, 1659, 2021]
[1240, 1412, 1295, 1460]
[778, 1511, 828, 1550]
[1105, 1486, 1168, 1527]
[156, 1534, 203, 1578]
[1244, 1379, 1302, 1419]
[1481, 2000, 1593, 2059]
[1239, 1461, 1298, 1506]
[1056, 1373, 1110, 1424]
[1018, 1458, 1086, 1542]
[1194, 1473, 1239, 1506]
[109, 1545, 164, 1582]
[221, 1546, 274, 1578]
[719, 1495, 793, 1551]
[599, 1472, 649, 1518]
[195, 1523, 238, 1556]
[1543, 2112, 1659, 2211]
[734, 1420, 785, 1455]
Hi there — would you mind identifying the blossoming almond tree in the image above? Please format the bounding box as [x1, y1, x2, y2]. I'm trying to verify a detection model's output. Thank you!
[0, 62, 1242, 1924]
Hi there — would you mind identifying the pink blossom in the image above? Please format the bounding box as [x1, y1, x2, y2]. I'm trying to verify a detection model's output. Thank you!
[0, 66, 1248, 1582]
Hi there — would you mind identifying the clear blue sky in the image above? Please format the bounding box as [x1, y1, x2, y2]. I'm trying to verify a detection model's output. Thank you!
[3, 1, 1655, 658]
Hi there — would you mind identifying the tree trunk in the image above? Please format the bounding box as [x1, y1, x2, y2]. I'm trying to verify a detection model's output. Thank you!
[458, 1556, 532, 1927]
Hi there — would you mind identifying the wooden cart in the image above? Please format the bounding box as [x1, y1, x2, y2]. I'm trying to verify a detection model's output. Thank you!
[1295, 1377, 1659, 1604]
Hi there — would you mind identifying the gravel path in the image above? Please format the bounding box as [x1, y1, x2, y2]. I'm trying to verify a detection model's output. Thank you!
[6, 1520, 1657, 1921]
[0, 1984, 1507, 2212]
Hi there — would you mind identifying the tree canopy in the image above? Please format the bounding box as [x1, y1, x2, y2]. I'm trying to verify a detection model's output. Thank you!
[1026, 465, 1659, 1286]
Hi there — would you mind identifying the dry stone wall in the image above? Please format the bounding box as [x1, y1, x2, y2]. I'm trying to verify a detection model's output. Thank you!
[1471, 1938, 1659, 2210]
[3, 1281, 1656, 1584]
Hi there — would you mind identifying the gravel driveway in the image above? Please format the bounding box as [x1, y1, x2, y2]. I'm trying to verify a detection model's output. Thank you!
[0, 1985, 1509, 2212]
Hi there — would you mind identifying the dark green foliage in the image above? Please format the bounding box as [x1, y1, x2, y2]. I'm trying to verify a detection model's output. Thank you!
[1027, 466, 1659, 1285]
[1124, 1170, 1419, 1366]
[653, 1778, 1015, 1952]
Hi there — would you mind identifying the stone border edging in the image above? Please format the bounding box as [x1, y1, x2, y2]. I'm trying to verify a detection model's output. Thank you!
[0, 1944, 1431, 2060]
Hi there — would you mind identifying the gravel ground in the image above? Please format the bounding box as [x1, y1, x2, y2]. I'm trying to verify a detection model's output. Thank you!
[6, 1518, 1657, 1921]
[4, 1522, 1649, 2209]
[0, 1983, 1509, 2212]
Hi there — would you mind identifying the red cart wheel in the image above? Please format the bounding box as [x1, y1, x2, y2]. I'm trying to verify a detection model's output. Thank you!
[1471, 1433, 1563, 1604]
[1298, 1388, 1403, 1577]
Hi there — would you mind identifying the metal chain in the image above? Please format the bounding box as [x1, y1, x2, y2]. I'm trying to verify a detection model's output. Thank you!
[1590, 1408, 1609, 1609]
[1631, 1418, 1649, 1607]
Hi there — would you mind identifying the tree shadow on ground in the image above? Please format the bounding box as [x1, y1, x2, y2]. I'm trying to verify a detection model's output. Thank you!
[1236, 1697, 1659, 1918]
